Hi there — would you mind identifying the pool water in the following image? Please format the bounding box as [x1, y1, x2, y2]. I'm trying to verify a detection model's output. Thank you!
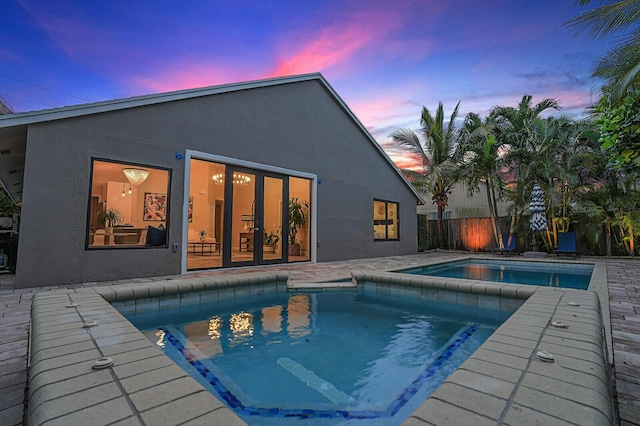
[123, 291, 506, 425]
[396, 259, 592, 290]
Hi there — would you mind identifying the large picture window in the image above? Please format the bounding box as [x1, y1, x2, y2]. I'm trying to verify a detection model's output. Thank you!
[87, 159, 170, 249]
[374, 199, 399, 240]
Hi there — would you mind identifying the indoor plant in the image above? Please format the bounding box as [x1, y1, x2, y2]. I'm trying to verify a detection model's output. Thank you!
[263, 228, 280, 253]
[97, 208, 122, 234]
[288, 198, 309, 256]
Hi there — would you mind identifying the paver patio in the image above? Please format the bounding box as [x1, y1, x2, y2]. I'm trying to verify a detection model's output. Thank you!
[1, 252, 639, 425]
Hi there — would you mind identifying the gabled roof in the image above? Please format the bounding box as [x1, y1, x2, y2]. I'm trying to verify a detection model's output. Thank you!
[0, 73, 424, 205]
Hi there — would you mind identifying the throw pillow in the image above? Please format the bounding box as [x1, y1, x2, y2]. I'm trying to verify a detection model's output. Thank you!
[145, 225, 166, 246]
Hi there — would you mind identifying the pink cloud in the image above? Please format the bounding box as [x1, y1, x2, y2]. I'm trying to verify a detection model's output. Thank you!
[351, 96, 415, 127]
[390, 152, 424, 172]
[270, 25, 373, 77]
[542, 90, 597, 116]
[268, 3, 438, 78]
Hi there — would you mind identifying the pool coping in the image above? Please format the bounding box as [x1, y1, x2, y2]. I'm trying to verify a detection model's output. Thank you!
[27, 259, 613, 426]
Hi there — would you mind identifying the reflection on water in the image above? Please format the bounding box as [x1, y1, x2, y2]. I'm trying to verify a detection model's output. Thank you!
[173, 295, 312, 356]
[262, 305, 283, 334]
[466, 264, 492, 281]
[230, 312, 254, 338]
[287, 294, 311, 338]
[208, 316, 223, 339]
[183, 320, 223, 357]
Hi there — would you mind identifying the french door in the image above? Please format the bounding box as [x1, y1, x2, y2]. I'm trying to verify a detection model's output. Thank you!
[186, 158, 311, 271]
[223, 167, 287, 267]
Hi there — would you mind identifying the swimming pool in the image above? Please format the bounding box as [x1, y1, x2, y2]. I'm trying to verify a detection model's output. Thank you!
[395, 259, 593, 290]
[122, 290, 507, 425]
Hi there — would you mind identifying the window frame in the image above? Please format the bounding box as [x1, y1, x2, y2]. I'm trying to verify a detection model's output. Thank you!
[373, 198, 400, 241]
[86, 158, 172, 250]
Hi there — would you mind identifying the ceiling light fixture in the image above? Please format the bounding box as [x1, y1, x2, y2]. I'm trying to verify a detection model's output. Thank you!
[212, 172, 251, 186]
[122, 168, 149, 185]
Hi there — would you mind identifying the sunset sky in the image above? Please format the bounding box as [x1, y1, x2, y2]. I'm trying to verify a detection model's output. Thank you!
[1, 0, 609, 169]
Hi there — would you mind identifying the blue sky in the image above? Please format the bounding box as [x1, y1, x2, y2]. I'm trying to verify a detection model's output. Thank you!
[1, 0, 608, 168]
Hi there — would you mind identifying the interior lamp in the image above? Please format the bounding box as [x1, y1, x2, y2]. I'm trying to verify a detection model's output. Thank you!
[122, 168, 149, 185]
[212, 172, 251, 186]
[212, 173, 225, 185]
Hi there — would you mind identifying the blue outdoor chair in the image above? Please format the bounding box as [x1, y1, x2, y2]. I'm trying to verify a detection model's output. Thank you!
[553, 232, 577, 257]
[493, 233, 517, 255]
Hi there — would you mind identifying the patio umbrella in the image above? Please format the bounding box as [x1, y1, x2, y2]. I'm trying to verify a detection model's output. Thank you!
[529, 181, 547, 250]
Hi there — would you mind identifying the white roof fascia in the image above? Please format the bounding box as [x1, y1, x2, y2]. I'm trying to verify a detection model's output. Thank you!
[0, 74, 323, 128]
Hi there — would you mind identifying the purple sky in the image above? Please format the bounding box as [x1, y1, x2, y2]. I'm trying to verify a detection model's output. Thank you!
[1, 0, 608, 169]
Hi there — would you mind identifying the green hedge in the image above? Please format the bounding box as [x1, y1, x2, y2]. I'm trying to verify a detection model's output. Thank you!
[417, 214, 429, 252]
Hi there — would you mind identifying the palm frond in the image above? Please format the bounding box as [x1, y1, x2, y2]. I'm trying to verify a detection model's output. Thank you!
[565, 0, 640, 39]
[390, 128, 426, 160]
[594, 39, 640, 99]
[401, 169, 430, 194]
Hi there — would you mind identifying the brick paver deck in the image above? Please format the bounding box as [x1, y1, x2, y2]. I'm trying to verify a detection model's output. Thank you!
[1, 252, 638, 425]
[606, 259, 640, 426]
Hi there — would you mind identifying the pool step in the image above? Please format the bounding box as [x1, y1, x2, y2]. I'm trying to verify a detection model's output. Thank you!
[287, 280, 356, 290]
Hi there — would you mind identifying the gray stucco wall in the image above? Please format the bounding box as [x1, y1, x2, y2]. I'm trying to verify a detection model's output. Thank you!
[16, 79, 418, 287]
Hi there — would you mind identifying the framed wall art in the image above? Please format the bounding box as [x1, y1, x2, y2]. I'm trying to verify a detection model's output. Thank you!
[144, 192, 167, 221]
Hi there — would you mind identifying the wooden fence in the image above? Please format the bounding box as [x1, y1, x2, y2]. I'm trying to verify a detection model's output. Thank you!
[419, 216, 615, 255]
[422, 217, 495, 252]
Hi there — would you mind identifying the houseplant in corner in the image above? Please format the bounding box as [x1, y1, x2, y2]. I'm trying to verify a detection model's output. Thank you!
[288, 198, 309, 256]
[97, 208, 122, 234]
[263, 228, 280, 253]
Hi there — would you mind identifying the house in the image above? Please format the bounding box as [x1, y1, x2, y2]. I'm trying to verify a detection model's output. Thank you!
[417, 183, 510, 219]
[0, 73, 423, 288]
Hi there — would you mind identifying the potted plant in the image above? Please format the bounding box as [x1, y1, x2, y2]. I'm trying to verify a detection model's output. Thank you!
[97, 208, 122, 234]
[198, 229, 206, 242]
[288, 198, 309, 256]
[263, 228, 280, 253]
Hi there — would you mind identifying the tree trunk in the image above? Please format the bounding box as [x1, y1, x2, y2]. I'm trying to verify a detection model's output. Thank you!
[618, 222, 631, 254]
[437, 205, 446, 249]
[486, 180, 500, 247]
[489, 179, 502, 241]
[606, 221, 612, 257]
[509, 206, 518, 235]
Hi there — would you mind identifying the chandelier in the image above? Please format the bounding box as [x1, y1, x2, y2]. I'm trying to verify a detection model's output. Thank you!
[212, 172, 251, 186]
[122, 168, 149, 185]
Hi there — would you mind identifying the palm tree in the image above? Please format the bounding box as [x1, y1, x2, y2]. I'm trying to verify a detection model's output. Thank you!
[489, 95, 559, 235]
[565, 0, 640, 100]
[528, 116, 605, 247]
[391, 102, 461, 248]
[457, 113, 505, 247]
[574, 167, 640, 256]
